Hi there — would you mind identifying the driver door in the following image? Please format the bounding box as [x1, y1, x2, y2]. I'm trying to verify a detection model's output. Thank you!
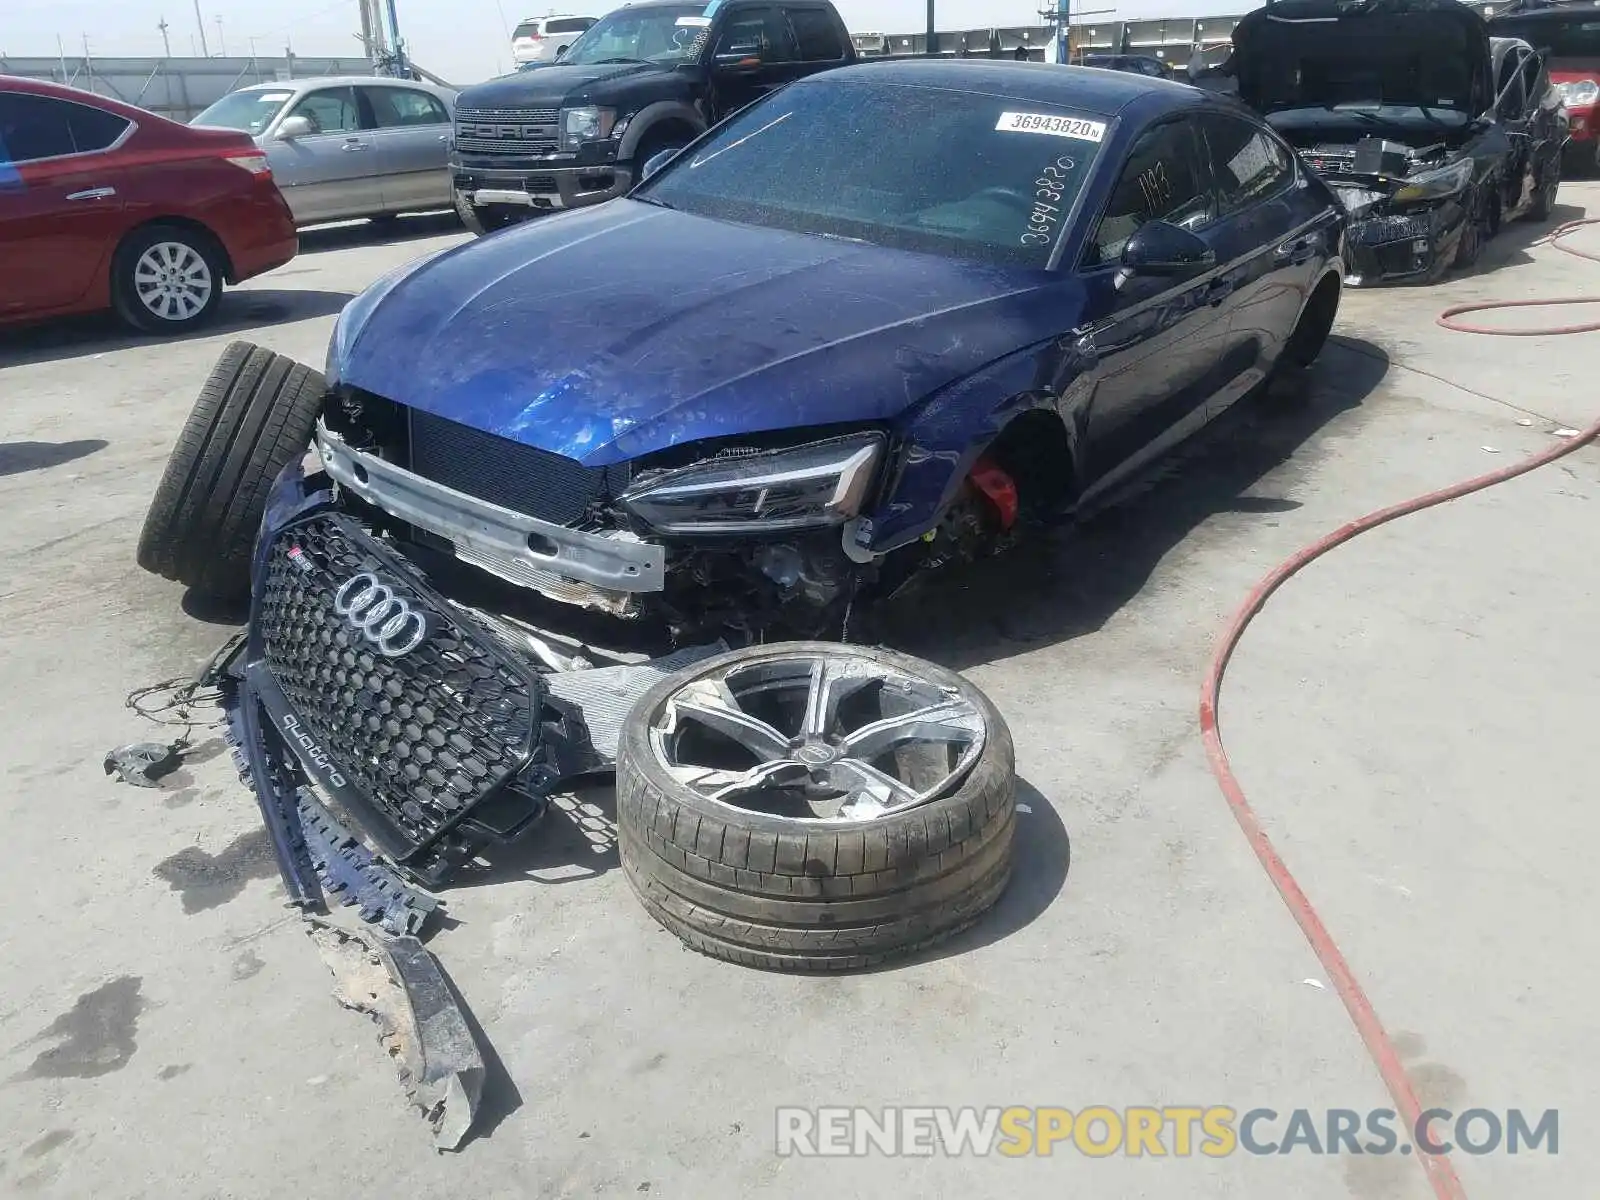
[1074, 116, 1236, 493]
[265, 86, 380, 223]
[706, 5, 802, 119]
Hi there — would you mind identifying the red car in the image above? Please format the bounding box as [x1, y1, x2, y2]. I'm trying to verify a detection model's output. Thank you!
[1489, 0, 1600, 173]
[0, 76, 298, 335]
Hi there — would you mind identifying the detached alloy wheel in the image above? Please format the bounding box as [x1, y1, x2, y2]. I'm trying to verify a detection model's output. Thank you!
[112, 225, 224, 334]
[616, 642, 1017, 971]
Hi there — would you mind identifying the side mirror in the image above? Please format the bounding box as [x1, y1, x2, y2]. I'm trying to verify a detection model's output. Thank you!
[276, 114, 314, 140]
[555, 45, 568, 61]
[641, 147, 679, 181]
[1120, 220, 1216, 277]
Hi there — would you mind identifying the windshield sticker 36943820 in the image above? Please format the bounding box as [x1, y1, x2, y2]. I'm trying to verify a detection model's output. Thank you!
[1022, 155, 1080, 246]
[996, 111, 1108, 142]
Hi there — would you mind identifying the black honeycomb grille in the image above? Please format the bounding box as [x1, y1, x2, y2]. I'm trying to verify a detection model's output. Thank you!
[407, 408, 629, 526]
[258, 513, 538, 853]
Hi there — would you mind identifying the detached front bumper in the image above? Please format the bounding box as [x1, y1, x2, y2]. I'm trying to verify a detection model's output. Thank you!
[1344, 202, 1465, 284]
[230, 456, 722, 918]
[451, 160, 631, 212]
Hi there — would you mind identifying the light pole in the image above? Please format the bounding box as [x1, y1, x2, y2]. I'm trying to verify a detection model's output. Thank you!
[192, 0, 209, 56]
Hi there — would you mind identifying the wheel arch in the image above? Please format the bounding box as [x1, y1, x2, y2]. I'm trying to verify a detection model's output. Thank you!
[114, 216, 236, 282]
[617, 102, 707, 161]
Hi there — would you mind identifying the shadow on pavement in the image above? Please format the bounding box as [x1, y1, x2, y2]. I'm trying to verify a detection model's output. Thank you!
[0, 289, 355, 369]
[878, 338, 1392, 674]
[0, 438, 108, 478]
[296, 211, 465, 254]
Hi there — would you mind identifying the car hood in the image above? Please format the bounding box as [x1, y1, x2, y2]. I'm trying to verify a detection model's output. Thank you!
[337, 201, 1080, 467]
[1229, 0, 1493, 118]
[455, 61, 671, 107]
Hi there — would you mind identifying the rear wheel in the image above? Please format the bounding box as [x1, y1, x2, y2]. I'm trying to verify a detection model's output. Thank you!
[1528, 153, 1560, 221]
[136, 341, 325, 601]
[111, 224, 224, 335]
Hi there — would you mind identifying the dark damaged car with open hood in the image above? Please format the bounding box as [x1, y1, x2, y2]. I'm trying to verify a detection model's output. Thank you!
[134, 61, 1347, 1026]
[1193, 0, 1565, 284]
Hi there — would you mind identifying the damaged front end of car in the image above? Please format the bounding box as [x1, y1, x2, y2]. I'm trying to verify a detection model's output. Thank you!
[1304, 143, 1483, 283]
[1199, 0, 1502, 283]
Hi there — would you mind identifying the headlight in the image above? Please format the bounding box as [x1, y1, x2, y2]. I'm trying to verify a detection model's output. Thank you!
[558, 105, 616, 150]
[1392, 158, 1475, 206]
[1557, 79, 1600, 108]
[619, 433, 884, 535]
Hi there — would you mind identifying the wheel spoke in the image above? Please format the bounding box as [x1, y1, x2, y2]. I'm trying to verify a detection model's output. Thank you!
[800, 656, 872, 740]
[704, 759, 808, 801]
[670, 677, 792, 761]
[829, 757, 920, 819]
[840, 698, 983, 761]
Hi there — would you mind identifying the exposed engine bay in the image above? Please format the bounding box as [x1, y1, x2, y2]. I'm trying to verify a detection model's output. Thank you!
[316, 385, 1021, 655]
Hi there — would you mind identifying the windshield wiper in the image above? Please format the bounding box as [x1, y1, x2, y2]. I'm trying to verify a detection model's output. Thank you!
[631, 195, 676, 210]
[583, 56, 648, 64]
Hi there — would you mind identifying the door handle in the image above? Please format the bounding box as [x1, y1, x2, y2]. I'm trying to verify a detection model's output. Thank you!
[65, 187, 116, 200]
[1276, 235, 1316, 264]
[342, 140, 369, 152]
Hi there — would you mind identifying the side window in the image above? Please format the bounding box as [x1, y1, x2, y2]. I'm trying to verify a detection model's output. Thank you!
[0, 92, 127, 164]
[287, 87, 361, 135]
[1519, 50, 1545, 111]
[66, 103, 132, 153]
[785, 7, 846, 60]
[1495, 49, 1527, 117]
[1196, 114, 1295, 216]
[546, 17, 593, 35]
[1086, 119, 1213, 267]
[713, 7, 797, 63]
[366, 87, 448, 128]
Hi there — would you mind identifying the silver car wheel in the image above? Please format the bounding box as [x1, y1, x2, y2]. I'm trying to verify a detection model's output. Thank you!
[133, 241, 214, 323]
[648, 647, 987, 821]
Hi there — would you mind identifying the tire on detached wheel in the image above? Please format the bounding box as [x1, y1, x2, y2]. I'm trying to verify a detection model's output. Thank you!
[616, 642, 1017, 971]
[136, 341, 325, 603]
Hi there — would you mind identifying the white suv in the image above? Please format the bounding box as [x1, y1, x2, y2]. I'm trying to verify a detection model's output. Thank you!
[511, 15, 598, 64]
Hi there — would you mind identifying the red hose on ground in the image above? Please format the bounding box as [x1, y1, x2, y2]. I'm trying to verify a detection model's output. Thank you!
[1438, 216, 1600, 333]
[1199, 215, 1600, 1200]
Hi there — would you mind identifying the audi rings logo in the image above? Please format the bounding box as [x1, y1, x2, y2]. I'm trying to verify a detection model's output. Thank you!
[332, 573, 428, 657]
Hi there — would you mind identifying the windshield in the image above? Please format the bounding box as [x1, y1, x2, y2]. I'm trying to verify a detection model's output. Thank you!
[559, 4, 711, 66]
[634, 78, 1105, 268]
[1491, 15, 1600, 58]
[192, 88, 293, 135]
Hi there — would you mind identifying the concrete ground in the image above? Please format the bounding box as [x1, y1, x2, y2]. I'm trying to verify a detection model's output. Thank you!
[1, 190, 1597, 1200]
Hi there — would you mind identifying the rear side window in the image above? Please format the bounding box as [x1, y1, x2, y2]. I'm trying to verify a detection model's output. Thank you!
[66, 103, 132, 152]
[0, 93, 130, 165]
[714, 7, 798, 63]
[1196, 113, 1295, 216]
[366, 87, 448, 127]
[546, 17, 593, 34]
[513, 21, 541, 38]
[785, 8, 846, 60]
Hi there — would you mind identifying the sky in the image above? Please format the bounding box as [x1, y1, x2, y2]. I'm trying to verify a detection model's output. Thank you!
[0, 0, 1233, 87]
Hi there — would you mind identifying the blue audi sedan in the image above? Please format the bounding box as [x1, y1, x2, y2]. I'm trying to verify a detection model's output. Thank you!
[136, 55, 1349, 961]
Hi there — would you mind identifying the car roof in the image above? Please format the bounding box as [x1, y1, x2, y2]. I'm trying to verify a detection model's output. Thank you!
[229, 75, 450, 92]
[815, 59, 1199, 117]
[0, 73, 163, 121]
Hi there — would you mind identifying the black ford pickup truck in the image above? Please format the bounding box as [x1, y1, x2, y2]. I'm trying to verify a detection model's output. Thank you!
[450, 0, 856, 233]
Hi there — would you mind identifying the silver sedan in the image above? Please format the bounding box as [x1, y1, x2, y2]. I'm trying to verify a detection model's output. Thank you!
[192, 76, 458, 226]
